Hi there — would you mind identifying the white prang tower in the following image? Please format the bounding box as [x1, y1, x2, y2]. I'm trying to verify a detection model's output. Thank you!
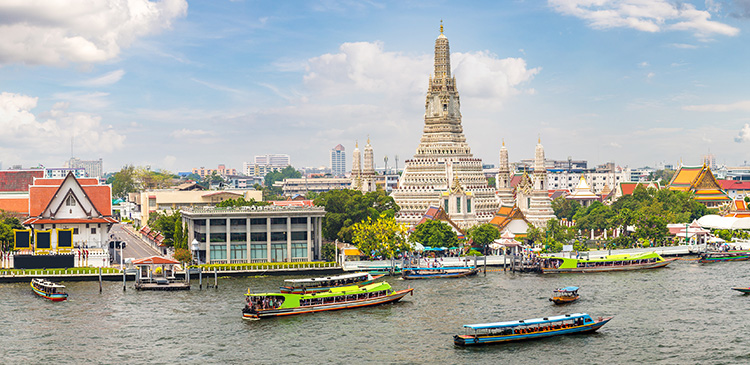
[496, 139, 514, 205]
[351, 141, 362, 190]
[391, 23, 500, 228]
[522, 137, 555, 228]
[361, 138, 376, 192]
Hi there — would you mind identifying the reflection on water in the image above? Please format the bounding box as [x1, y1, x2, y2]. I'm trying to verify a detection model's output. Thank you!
[2, 261, 750, 364]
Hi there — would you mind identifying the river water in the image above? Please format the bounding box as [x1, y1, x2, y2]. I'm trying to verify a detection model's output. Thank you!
[2, 260, 750, 364]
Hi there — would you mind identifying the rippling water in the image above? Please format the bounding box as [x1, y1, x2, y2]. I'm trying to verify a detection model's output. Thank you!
[2, 260, 750, 364]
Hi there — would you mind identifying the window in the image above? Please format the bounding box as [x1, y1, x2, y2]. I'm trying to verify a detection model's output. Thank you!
[290, 217, 307, 224]
[210, 245, 227, 261]
[210, 219, 226, 226]
[444, 199, 449, 212]
[231, 232, 247, 242]
[230, 244, 247, 260]
[271, 243, 286, 262]
[251, 244, 267, 259]
[443, 103, 448, 111]
[194, 231, 206, 243]
[91, 227, 96, 234]
[250, 232, 267, 242]
[73, 228, 79, 235]
[230, 219, 246, 226]
[291, 231, 307, 241]
[65, 195, 76, 206]
[194, 219, 206, 227]
[209, 232, 226, 242]
[271, 218, 286, 225]
[292, 243, 307, 258]
[467, 199, 472, 213]
[271, 231, 287, 242]
[456, 197, 461, 213]
[250, 218, 266, 225]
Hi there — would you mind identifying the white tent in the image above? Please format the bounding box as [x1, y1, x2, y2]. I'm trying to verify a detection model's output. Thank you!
[697, 215, 750, 230]
[411, 242, 425, 251]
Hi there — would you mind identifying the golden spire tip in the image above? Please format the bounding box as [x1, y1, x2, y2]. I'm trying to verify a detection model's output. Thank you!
[440, 19, 443, 34]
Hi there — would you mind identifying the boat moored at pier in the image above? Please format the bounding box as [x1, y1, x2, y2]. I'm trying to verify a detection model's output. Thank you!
[31, 278, 68, 302]
[542, 252, 676, 274]
[401, 266, 479, 279]
[279, 272, 384, 294]
[454, 313, 612, 346]
[699, 251, 750, 263]
[243, 281, 413, 319]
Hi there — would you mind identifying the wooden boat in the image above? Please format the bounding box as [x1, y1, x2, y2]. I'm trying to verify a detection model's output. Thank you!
[242, 281, 413, 319]
[541, 252, 676, 274]
[549, 286, 579, 304]
[30, 278, 68, 302]
[454, 313, 613, 346]
[731, 287, 750, 293]
[279, 272, 384, 294]
[699, 251, 750, 263]
[401, 266, 479, 279]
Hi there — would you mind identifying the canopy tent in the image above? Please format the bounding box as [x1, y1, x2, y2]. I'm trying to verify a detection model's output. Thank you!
[707, 236, 725, 243]
[411, 242, 425, 251]
[697, 215, 750, 230]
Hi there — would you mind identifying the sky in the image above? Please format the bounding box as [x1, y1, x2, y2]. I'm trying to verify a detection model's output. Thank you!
[2, 0, 750, 174]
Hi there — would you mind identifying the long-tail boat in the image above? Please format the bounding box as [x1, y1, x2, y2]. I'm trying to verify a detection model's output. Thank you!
[549, 286, 579, 304]
[279, 272, 384, 294]
[731, 287, 750, 293]
[453, 313, 612, 346]
[699, 251, 750, 263]
[30, 278, 68, 302]
[401, 266, 478, 279]
[541, 252, 675, 274]
[243, 281, 413, 319]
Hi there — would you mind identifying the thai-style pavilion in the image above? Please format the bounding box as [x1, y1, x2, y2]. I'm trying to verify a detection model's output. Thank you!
[667, 165, 730, 208]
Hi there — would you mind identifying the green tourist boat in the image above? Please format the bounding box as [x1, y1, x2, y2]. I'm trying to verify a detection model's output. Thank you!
[242, 281, 413, 319]
[542, 252, 676, 274]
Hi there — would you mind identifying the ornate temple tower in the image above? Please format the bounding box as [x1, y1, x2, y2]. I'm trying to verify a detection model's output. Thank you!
[496, 140, 514, 205]
[362, 138, 376, 192]
[351, 141, 362, 190]
[522, 138, 555, 228]
[392, 24, 500, 228]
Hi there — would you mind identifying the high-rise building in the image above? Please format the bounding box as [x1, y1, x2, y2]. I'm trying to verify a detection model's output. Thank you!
[391, 25, 499, 228]
[330, 144, 346, 177]
[65, 157, 103, 178]
[254, 154, 290, 167]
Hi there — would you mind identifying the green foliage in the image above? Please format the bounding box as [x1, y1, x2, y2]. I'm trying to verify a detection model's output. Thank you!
[314, 189, 399, 242]
[467, 223, 500, 247]
[264, 166, 301, 187]
[466, 249, 482, 256]
[486, 176, 496, 187]
[745, 196, 750, 203]
[174, 248, 192, 263]
[350, 213, 409, 259]
[552, 197, 581, 221]
[112, 165, 138, 199]
[526, 226, 543, 244]
[574, 201, 615, 232]
[322, 243, 336, 262]
[186, 173, 202, 182]
[149, 210, 183, 248]
[649, 169, 676, 185]
[216, 197, 269, 208]
[410, 220, 458, 248]
[0, 211, 24, 251]
[715, 229, 733, 242]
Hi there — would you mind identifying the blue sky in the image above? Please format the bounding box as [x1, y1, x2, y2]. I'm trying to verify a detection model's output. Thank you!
[2, 0, 750, 174]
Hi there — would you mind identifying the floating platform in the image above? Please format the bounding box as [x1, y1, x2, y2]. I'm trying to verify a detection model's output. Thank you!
[135, 279, 190, 291]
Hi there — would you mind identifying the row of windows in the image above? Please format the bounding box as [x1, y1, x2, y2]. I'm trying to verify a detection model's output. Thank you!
[38, 225, 97, 235]
[192, 217, 309, 227]
[196, 231, 309, 243]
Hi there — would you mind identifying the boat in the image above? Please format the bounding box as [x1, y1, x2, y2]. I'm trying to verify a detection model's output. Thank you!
[699, 251, 750, 263]
[453, 313, 612, 346]
[549, 286, 579, 304]
[731, 287, 750, 293]
[541, 252, 676, 274]
[242, 281, 413, 319]
[279, 272, 384, 294]
[30, 278, 68, 302]
[401, 266, 479, 279]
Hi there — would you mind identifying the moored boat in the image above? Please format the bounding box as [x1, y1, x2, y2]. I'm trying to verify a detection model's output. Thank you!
[731, 287, 750, 293]
[31, 278, 68, 302]
[453, 313, 612, 346]
[699, 251, 750, 263]
[542, 252, 675, 274]
[549, 286, 579, 304]
[243, 281, 413, 319]
[401, 266, 478, 279]
[279, 272, 384, 294]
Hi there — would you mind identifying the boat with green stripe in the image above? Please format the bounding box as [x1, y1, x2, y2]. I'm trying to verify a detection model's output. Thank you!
[31, 278, 68, 302]
[699, 251, 750, 263]
[542, 252, 676, 274]
[242, 281, 413, 319]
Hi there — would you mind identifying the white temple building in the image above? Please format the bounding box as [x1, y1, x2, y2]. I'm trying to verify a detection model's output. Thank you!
[392, 25, 500, 228]
[516, 138, 555, 228]
[351, 139, 376, 193]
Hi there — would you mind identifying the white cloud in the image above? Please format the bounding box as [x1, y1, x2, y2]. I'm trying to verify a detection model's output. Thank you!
[77, 69, 125, 87]
[170, 128, 219, 144]
[736, 123, 750, 143]
[0, 0, 188, 65]
[684, 100, 750, 112]
[549, 0, 739, 38]
[0, 92, 125, 163]
[52, 91, 111, 109]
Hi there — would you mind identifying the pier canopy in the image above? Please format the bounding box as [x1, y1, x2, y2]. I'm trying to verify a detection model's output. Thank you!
[697, 215, 750, 230]
[132, 256, 180, 265]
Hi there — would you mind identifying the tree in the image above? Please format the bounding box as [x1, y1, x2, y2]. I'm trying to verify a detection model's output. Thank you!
[216, 197, 269, 208]
[466, 223, 500, 249]
[552, 197, 581, 221]
[185, 173, 202, 182]
[314, 189, 400, 242]
[322, 243, 336, 262]
[350, 214, 409, 259]
[112, 165, 138, 199]
[264, 166, 301, 187]
[174, 248, 192, 265]
[409, 220, 458, 248]
[149, 210, 183, 247]
[649, 169, 676, 185]
[0, 211, 24, 251]
[138, 168, 175, 190]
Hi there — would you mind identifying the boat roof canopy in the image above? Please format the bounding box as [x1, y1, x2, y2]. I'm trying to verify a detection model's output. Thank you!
[246, 281, 391, 297]
[283, 272, 368, 284]
[556, 286, 579, 292]
[463, 313, 590, 330]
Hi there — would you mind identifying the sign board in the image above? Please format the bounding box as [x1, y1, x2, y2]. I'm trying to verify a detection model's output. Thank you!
[57, 229, 74, 250]
[562, 244, 574, 252]
[14, 229, 32, 249]
[35, 230, 52, 251]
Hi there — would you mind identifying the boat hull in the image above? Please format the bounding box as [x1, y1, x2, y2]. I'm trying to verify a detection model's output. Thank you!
[731, 287, 750, 293]
[30, 282, 68, 302]
[542, 258, 676, 274]
[454, 317, 613, 346]
[699, 256, 750, 263]
[243, 288, 413, 319]
[550, 296, 579, 304]
[402, 268, 479, 280]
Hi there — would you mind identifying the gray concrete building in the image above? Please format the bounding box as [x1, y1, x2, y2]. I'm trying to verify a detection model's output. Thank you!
[182, 205, 325, 264]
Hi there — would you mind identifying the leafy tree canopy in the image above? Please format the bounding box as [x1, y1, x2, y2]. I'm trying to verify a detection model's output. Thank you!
[264, 166, 301, 187]
[552, 197, 581, 221]
[314, 189, 400, 242]
[216, 197, 269, 207]
[351, 213, 409, 259]
[467, 223, 500, 247]
[409, 220, 458, 248]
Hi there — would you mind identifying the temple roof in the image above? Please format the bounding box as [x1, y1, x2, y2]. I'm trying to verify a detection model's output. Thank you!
[667, 165, 730, 203]
[567, 175, 598, 200]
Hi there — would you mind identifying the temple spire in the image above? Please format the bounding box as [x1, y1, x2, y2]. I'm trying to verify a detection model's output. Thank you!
[440, 19, 443, 34]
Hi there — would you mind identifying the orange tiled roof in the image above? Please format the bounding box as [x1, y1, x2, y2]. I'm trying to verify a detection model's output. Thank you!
[0, 197, 30, 215]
